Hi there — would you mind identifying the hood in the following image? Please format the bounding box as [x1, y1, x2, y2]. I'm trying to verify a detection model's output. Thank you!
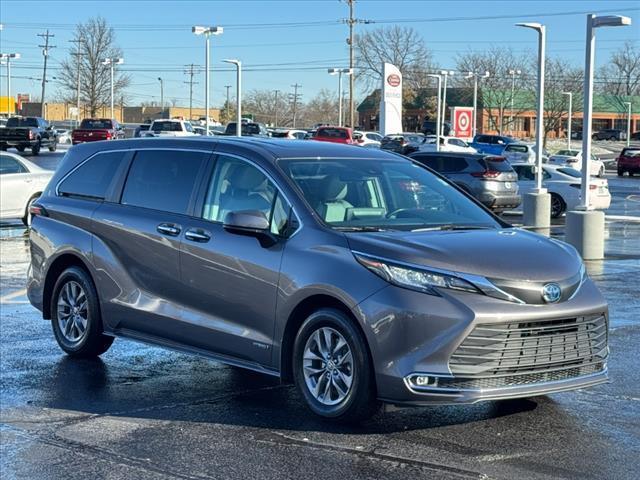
[346, 228, 582, 284]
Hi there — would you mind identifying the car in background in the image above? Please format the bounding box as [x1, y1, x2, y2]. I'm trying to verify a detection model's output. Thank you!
[509, 163, 610, 218]
[630, 131, 640, 141]
[224, 122, 269, 137]
[145, 119, 197, 137]
[419, 135, 477, 153]
[421, 119, 452, 136]
[311, 126, 357, 145]
[469, 134, 517, 155]
[0, 118, 7, 128]
[409, 151, 520, 213]
[592, 129, 626, 141]
[0, 116, 58, 155]
[72, 118, 124, 145]
[55, 129, 72, 144]
[134, 124, 151, 138]
[0, 152, 53, 226]
[380, 133, 425, 155]
[354, 131, 382, 148]
[617, 147, 640, 176]
[547, 149, 605, 177]
[271, 129, 308, 140]
[502, 143, 549, 164]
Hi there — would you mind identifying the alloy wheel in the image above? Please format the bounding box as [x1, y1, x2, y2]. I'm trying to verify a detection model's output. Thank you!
[56, 281, 89, 343]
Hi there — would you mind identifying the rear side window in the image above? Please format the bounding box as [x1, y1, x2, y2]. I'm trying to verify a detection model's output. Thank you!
[58, 151, 126, 200]
[121, 150, 207, 215]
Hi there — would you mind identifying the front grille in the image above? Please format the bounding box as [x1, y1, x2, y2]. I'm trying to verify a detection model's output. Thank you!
[450, 314, 608, 377]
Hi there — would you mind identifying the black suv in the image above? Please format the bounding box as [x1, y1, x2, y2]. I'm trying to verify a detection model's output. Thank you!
[592, 129, 626, 141]
[421, 119, 452, 136]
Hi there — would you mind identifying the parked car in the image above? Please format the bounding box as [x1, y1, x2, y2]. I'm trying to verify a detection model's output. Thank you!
[0, 116, 58, 155]
[311, 126, 357, 145]
[72, 119, 125, 145]
[421, 119, 452, 136]
[271, 129, 308, 140]
[0, 118, 7, 128]
[26, 138, 608, 422]
[0, 152, 53, 226]
[409, 151, 520, 212]
[354, 131, 382, 148]
[146, 119, 197, 137]
[509, 163, 610, 218]
[501, 143, 550, 164]
[547, 149, 605, 177]
[133, 124, 151, 138]
[592, 129, 626, 141]
[56, 129, 72, 144]
[630, 131, 640, 141]
[380, 133, 425, 155]
[419, 135, 477, 153]
[224, 122, 269, 137]
[469, 134, 517, 155]
[617, 147, 640, 176]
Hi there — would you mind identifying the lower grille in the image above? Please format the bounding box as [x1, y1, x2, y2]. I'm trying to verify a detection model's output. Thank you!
[450, 314, 608, 377]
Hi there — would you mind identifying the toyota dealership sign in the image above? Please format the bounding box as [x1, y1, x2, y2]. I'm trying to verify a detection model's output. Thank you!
[452, 107, 474, 139]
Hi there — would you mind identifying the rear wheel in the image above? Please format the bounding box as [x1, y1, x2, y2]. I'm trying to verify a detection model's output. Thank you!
[16, 146, 26, 153]
[618, 169, 624, 177]
[550, 193, 566, 219]
[609, 136, 616, 141]
[31, 141, 41, 156]
[293, 309, 379, 422]
[50, 267, 114, 357]
[598, 166, 605, 177]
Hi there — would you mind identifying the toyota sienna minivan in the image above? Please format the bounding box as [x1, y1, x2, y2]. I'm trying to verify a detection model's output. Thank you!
[27, 138, 609, 421]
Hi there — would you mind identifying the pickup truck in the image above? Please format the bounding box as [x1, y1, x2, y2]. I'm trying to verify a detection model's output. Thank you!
[0, 117, 58, 155]
[72, 118, 124, 145]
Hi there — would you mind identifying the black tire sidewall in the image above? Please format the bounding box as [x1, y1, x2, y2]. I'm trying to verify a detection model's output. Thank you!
[31, 141, 41, 155]
[550, 193, 565, 218]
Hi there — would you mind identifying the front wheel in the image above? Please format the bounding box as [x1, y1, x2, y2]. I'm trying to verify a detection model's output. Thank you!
[51, 267, 114, 357]
[48, 141, 57, 152]
[618, 170, 624, 177]
[293, 309, 379, 422]
[550, 193, 566, 219]
[598, 166, 605, 178]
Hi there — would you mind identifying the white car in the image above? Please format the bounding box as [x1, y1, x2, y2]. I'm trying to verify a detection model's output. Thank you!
[509, 163, 610, 218]
[0, 152, 53, 226]
[56, 129, 72, 144]
[145, 119, 197, 137]
[419, 135, 477, 153]
[502, 143, 549, 164]
[271, 129, 308, 140]
[547, 149, 605, 177]
[354, 131, 383, 148]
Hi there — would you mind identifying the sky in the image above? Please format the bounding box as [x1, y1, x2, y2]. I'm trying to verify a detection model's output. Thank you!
[1, 0, 638, 109]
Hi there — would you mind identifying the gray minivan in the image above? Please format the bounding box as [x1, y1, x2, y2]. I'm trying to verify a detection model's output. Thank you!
[27, 138, 608, 421]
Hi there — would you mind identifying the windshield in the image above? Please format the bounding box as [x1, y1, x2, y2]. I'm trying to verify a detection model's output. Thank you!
[556, 150, 579, 156]
[7, 117, 38, 127]
[278, 158, 501, 231]
[152, 121, 183, 132]
[556, 167, 582, 178]
[80, 119, 112, 129]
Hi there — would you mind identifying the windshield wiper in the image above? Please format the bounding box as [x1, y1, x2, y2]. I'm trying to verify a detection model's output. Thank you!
[411, 224, 495, 232]
[334, 226, 390, 232]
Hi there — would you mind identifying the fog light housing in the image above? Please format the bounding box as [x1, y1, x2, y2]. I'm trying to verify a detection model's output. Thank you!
[407, 374, 439, 388]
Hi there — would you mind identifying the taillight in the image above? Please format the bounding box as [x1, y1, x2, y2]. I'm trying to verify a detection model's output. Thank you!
[29, 203, 48, 218]
[471, 170, 500, 178]
[566, 158, 578, 163]
[569, 184, 596, 190]
[29, 130, 34, 140]
[105, 132, 112, 139]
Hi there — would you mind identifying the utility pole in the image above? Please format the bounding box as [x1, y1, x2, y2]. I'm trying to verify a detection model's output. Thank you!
[224, 84, 231, 123]
[37, 30, 55, 118]
[184, 64, 199, 121]
[347, 0, 355, 128]
[273, 89, 280, 127]
[70, 37, 82, 127]
[289, 84, 302, 128]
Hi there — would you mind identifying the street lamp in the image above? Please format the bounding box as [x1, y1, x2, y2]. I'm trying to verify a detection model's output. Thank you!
[516, 22, 549, 229]
[624, 101, 632, 147]
[426, 73, 442, 151]
[566, 13, 631, 260]
[193, 25, 223, 136]
[102, 57, 123, 119]
[562, 91, 572, 150]
[223, 59, 241, 137]
[0, 53, 20, 116]
[509, 69, 521, 135]
[440, 70, 454, 123]
[466, 71, 490, 138]
[158, 77, 164, 119]
[328, 68, 352, 127]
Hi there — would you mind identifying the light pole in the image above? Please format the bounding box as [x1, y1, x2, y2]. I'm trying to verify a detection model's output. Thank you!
[566, 14, 631, 260]
[562, 91, 573, 150]
[426, 74, 442, 152]
[193, 25, 223, 136]
[102, 58, 123, 119]
[440, 70, 454, 124]
[328, 68, 352, 127]
[0, 53, 20, 116]
[516, 22, 549, 229]
[509, 69, 521, 135]
[466, 71, 490, 138]
[223, 59, 241, 137]
[158, 77, 164, 119]
[624, 101, 632, 147]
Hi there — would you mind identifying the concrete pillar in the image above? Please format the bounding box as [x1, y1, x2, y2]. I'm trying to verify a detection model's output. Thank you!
[565, 210, 605, 260]
[523, 192, 551, 229]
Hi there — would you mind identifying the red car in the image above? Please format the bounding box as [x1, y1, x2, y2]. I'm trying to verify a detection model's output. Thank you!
[312, 126, 358, 145]
[72, 118, 124, 145]
[617, 147, 640, 177]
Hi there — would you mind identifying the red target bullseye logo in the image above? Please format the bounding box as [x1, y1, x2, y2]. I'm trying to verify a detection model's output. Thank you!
[387, 74, 401, 87]
[458, 112, 470, 130]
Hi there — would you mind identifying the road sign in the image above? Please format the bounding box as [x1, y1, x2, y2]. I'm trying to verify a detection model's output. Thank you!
[452, 107, 474, 139]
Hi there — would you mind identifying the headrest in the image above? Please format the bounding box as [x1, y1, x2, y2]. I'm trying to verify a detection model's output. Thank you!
[321, 175, 348, 201]
[229, 165, 266, 190]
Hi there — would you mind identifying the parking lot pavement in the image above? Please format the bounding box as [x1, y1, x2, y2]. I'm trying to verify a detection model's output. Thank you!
[1, 154, 639, 480]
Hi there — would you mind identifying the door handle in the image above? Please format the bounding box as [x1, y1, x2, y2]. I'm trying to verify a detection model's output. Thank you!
[157, 223, 181, 236]
[185, 229, 211, 243]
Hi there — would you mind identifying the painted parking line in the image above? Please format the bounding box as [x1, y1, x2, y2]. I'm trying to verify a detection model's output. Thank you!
[0, 288, 29, 304]
[606, 215, 640, 223]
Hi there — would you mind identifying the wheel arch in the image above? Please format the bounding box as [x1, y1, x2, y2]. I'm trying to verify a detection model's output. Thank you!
[42, 253, 94, 320]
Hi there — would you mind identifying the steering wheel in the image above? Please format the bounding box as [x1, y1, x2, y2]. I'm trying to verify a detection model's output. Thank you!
[386, 208, 412, 219]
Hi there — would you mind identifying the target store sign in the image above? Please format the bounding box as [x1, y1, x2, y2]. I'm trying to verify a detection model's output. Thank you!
[453, 107, 474, 139]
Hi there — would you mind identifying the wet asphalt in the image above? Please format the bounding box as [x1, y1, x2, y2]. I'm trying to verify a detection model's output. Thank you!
[1, 145, 639, 479]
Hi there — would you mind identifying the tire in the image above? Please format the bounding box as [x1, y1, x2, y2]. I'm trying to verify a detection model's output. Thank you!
[598, 166, 605, 178]
[22, 194, 40, 227]
[618, 170, 624, 177]
[293, 308, 379, 422]
[48, 141, 57, 152]
[16, 146, 26, 153]
[550, 193, 566, 219]
[50, 266, 114, 358]
[609, 136, 616, 141]
[31, 141, 41, 156]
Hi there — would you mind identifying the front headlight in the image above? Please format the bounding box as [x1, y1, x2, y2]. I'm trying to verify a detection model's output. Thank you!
[354, 253, 481, 296]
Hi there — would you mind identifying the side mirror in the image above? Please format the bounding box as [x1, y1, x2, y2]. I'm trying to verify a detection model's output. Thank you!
[223, 210, 276, 247]
[46, 125, 53, 131]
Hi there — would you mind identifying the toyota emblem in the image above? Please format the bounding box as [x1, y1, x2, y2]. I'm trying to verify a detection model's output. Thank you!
[542, 283, 562, 303]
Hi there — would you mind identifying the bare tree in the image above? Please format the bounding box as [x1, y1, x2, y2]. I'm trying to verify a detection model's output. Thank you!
[57, 17, 130, 116]
[355, 26, 437, 92]
[540, 58, 583, 145]
[300, 89, 338, 127]
[455, 47, 533, 134]
[598, 41, 640, 96]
